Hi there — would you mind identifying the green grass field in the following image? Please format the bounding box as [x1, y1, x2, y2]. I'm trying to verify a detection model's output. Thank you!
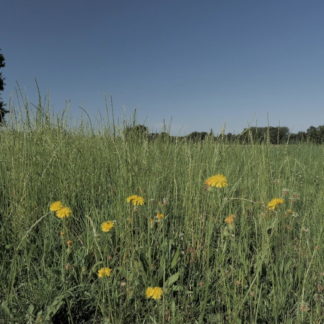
[0, 110, 323, 323]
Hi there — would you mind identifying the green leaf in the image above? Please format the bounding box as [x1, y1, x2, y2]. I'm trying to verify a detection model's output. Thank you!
[165, 272, 180, 288]
[171, 249, 180, 269]
[171, 285, 183, 291]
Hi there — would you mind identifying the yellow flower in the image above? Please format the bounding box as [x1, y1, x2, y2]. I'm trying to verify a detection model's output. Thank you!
[101, 221, 115, 232]
[55, 207, 72, 219]
[224, 214, 235, 224]
[50, 201, 64, 212]
[97, 267, 112, 278]
[204, 174, 228, 188]
[145, 287, 163, 300]
[156, 213, 165, 221]
[267, 198, 284, 210]
[126, 195, 145, 206]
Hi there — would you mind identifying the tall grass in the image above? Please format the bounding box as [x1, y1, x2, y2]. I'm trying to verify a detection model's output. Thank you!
[0, 97, 323, 323]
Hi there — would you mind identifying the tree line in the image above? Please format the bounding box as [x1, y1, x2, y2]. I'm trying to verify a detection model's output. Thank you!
[0, 50, 323, 142]
[124, 124, 324, 144]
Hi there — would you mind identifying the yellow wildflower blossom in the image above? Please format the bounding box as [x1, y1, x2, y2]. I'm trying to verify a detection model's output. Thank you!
[126, 195, 145, 206]
[267, 198, 284, 210]
[145, 287, 163, 300]
[97, 267, 112, 278]
[204, 174, 228, 188]
[55, 207, 72, 219]
[50, 201, 64, 212]
[101, 221, 115, 232]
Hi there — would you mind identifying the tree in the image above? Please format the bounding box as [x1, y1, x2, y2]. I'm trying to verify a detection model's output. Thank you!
[240, 127, 289, 144]
[306, 125, 324, 143]
[123, 124, 149, 140]
[267, 127, 289, 144]
[0, 50, 9, 125]
[306, 126, 319, 143]
[148, 131, 170, 141]
[240, 127, 264, 143]
[186, 131, 208, 142]
[317, 126, 324, 143]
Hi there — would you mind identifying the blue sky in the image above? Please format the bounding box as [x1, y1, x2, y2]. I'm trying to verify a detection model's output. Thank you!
[1, 0, 324, 134]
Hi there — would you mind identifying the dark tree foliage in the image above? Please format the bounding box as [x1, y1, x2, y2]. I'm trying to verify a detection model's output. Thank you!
[317, 126, 324, 143]
[123, 124, 149, 140]
[122, 124, 324, 144]
[306, 126, 324, 144]
[0, 50, 9, 125]
[148, 131, 170, 141]
[186, 131, 209, 142]
[288, 131, 307, 143]
[217, 132, 239, 143]
[240, 127, 289, 144]
[307, 126, 318, 143]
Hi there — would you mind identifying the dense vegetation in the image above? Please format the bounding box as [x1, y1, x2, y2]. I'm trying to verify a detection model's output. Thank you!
[125, 124, 324, 144]
[0, 106, 323, 323]
[0, 50, 9, 125]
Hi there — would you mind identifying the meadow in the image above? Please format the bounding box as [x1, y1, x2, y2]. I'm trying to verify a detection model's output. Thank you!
[0, 109, 323, 323]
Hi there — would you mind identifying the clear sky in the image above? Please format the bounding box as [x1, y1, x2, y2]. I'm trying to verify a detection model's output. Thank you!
[1, 0, 324, 134]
